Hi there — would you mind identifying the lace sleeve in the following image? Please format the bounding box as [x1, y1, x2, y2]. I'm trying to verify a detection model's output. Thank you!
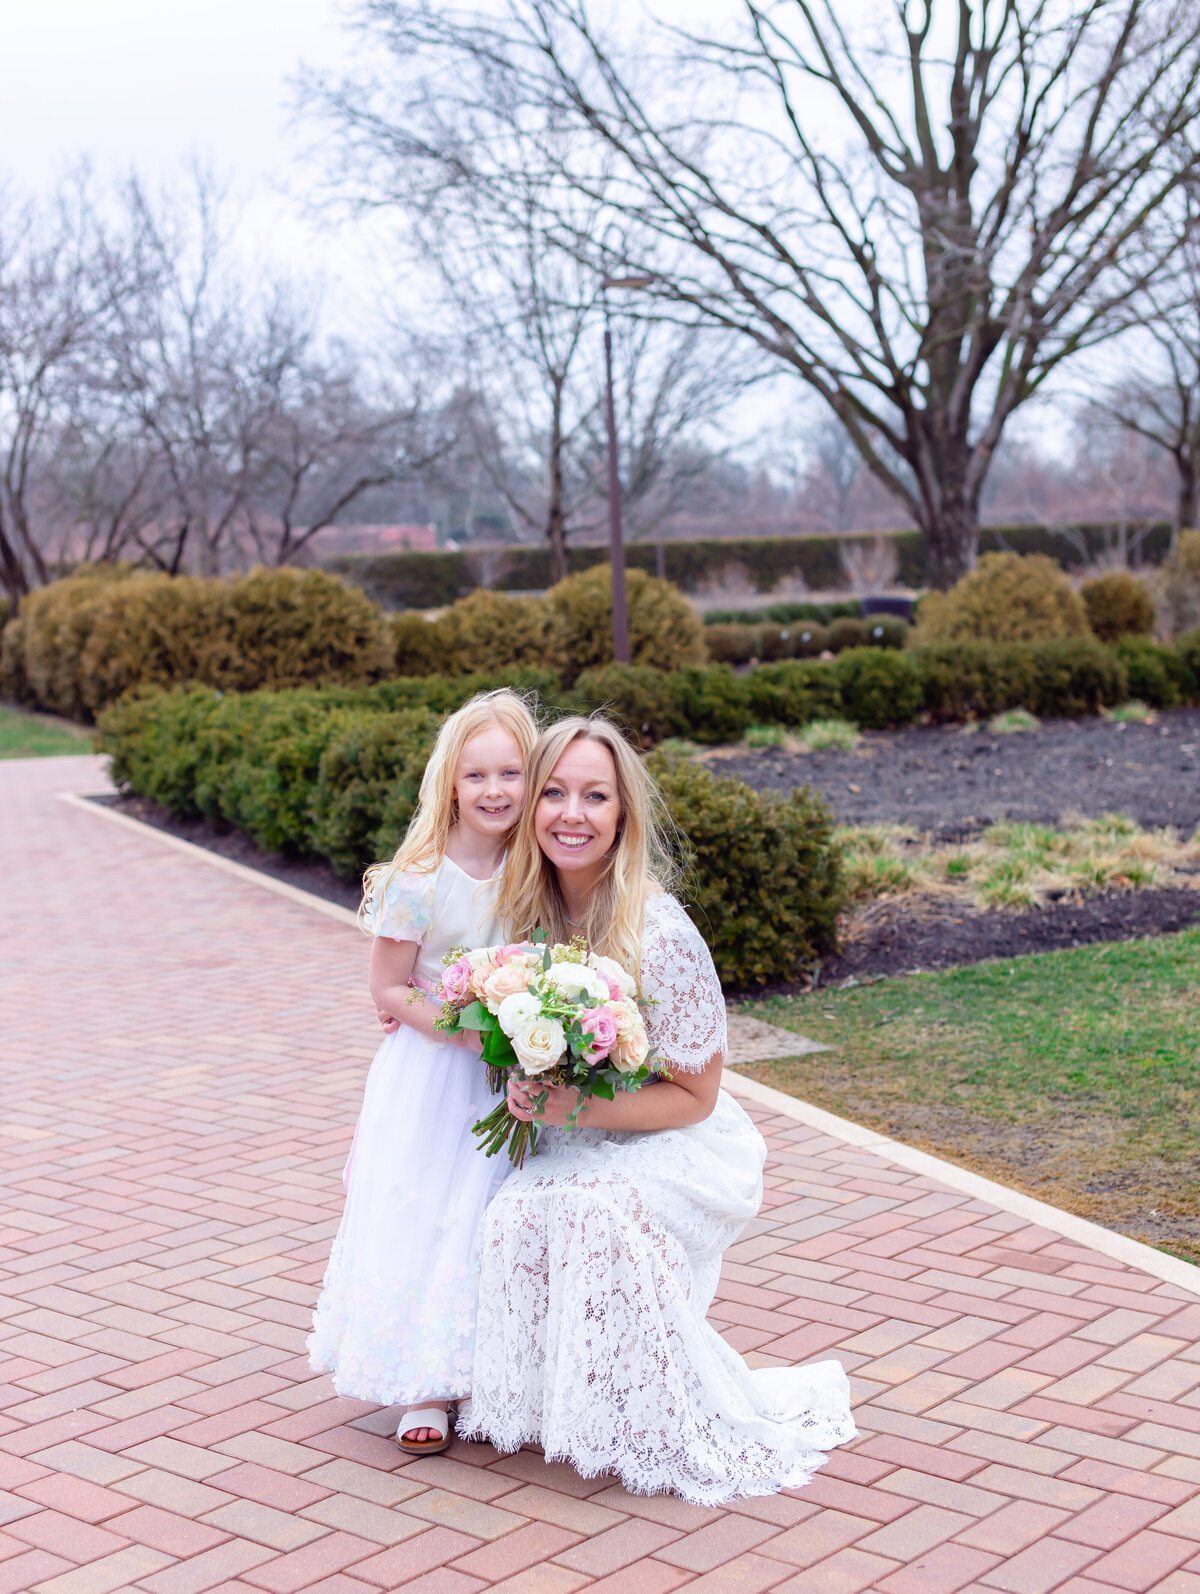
[363, 868, 437, 943]
[640, 895, 727, 1073]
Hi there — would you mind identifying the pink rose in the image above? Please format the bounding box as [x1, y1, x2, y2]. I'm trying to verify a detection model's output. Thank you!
[603, 976, 622, 1002]
[579, 1003, 619, 1061]
[441, 957, 473, 1001]
[482, 961, 534, 1014]
[495, 942, 534, 967]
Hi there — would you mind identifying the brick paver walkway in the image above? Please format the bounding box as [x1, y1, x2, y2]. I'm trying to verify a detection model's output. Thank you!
[3, 753, 1200, 1594]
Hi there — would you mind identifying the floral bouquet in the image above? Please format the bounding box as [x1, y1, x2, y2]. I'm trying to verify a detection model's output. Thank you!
[435, 933, 657, 1165]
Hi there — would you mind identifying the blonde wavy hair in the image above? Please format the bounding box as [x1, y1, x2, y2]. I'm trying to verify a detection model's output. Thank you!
[361, 689, 538, 921]
[498, 715, 678, 979]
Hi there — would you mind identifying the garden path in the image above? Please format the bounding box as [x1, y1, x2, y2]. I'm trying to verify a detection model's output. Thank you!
[2, 752, 1200, 1594]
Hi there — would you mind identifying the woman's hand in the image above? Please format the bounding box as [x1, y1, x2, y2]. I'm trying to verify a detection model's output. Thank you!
[377, 1007, 400, 1033]
[507, 1076, 581, 1127]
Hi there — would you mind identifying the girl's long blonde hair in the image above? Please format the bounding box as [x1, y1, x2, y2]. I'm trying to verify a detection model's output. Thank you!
[361, 689, 538, 918]
[498, 715, 678, 978]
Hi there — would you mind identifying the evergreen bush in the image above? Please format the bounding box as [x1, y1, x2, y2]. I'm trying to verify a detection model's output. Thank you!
[651, 754, 843, 986]
[916, 552, 1093, 643]
[834, 648, 924, 729]
[1081, 570, 1155, 643]
[828, 616, 869, 652]
[543, 564, 707, 684]
[1153, 530, 1200, 637]
[1114, 636, 1198, 709]
[703, 623, 762, 665]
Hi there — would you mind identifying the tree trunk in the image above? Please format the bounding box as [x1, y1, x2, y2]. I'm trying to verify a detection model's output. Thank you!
[1175, 450, 1197, 550]
[545, 382, 567, 586]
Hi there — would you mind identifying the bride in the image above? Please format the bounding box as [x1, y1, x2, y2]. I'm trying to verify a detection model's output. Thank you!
[458, 715, 855, 1504]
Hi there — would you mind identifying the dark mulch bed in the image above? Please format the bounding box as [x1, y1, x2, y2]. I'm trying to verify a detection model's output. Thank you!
[716, 704, 1200, 837]
[818, 887, 1200, 985]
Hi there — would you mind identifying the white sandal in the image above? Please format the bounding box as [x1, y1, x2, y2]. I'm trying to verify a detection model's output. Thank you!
[396, 1403, 454, 1456]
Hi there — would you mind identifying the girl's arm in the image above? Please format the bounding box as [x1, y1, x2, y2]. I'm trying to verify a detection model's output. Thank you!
[507, 1054, 722, 1133]
[369, 938, 477, 1049]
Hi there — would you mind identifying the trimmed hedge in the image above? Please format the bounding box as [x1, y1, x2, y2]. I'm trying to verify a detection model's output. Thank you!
[329, 520, 1176, 608]
[98, 683, 843, 985]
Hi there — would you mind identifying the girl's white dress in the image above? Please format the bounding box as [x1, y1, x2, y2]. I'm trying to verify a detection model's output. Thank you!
[308, 856, 507, 1406]
[459, 893, 856, 1504]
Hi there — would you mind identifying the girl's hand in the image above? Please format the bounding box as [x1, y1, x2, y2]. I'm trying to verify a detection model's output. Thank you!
[507, 1077, 581, 1126]
[378, 1008, 400, 1033]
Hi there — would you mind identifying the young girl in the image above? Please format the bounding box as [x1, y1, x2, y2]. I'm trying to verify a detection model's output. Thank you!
[308, 688, 537, 1455]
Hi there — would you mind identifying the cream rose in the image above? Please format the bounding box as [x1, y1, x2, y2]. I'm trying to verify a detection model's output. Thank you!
[607, 997, 642, 1044]
[545, 962, 609, 1004]
[511, 1016, 565, 1076]
[613, 1019, 650, 1074]
[482, 961, 533, 1014]
[589, 954, 637, 1000]
[496, 991, 542, 1038]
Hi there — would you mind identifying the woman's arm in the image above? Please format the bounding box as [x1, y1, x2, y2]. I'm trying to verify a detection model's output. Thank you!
[507, 1055, 722, 1133]
[368, 938, 477, 1049]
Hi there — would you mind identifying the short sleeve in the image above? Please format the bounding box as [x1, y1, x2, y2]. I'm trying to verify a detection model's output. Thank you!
[640, 895, 727, 1073]
[363, 869, 437, 943]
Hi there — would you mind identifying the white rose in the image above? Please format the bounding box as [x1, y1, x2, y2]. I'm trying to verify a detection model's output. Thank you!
[467, 945, 502, 972]
[545, 962, 609, 1003]
[511, 1016, 566, 1075]
[496, 991, 542, 1038]
[589, 954, 637, 999]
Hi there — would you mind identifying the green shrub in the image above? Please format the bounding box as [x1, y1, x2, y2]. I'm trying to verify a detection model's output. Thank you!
[835, 648, 924, 729]
[1114, 637, 1197, 710]
[3, 565, 390, 720]
[1176, 626, 1200, 688]
[543, 564, 707, 684]
[828, 616, 868, 652]
[391, 610, 449, 676]
[862, 614, 908, 649]
[1028, 638, 1127, 717]
[792, 622, 830, 658]
[309, 708, 438, 876]
[704, 623, 761, 665]
[652, 755, 844, 986]
[1081, 571, 1155, 643]
[916, 552, 1093, 643]
[745, 660, 842, 728]
[0, 563, 135, 717]
[437, 589, 549, 675]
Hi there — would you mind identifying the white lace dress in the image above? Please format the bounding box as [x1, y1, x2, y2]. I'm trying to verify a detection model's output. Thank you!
[308, 857, 508, 1406]
[458, 893, 856, 1503]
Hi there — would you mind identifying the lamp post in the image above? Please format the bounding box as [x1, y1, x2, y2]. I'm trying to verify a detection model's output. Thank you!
[600, 272, 653, 665]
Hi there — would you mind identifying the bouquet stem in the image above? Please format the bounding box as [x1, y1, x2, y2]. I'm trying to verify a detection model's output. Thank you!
[473, 1099, 539, 1167]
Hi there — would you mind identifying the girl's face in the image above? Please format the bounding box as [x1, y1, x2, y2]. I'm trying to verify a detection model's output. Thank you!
[534, 738, 621, 886]
[453, 726, 525, 839]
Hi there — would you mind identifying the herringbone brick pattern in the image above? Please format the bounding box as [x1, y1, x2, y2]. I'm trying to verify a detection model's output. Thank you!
[2, 753, 1199, 1594]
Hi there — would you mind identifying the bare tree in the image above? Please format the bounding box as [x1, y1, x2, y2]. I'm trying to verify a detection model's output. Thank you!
[0, 178, 134, 609]
[1089, 217, 1200, 544]
[303, 53, 757, 580]
[347, 0, 1200, 586]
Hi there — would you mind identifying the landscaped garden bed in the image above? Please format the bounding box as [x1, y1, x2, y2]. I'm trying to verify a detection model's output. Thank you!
[735, 927, 1200, 1264]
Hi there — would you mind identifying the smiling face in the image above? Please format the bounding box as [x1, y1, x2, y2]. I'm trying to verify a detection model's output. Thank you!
[452, 725, 526, 841]
[534, 736, 622, 889]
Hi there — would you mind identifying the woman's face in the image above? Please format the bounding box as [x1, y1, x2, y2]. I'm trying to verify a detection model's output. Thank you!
[453, 726, 525, 840]
[534, 737, 621, 887]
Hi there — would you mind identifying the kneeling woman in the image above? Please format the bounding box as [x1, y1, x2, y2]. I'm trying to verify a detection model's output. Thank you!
[458, 716, 855, 1504]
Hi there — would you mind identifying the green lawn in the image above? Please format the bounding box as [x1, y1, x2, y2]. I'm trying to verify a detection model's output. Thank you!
[737, 928, 1200, 1263]
[0, 703, 92, 759]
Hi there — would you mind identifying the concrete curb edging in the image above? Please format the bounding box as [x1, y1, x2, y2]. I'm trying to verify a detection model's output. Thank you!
[62, 784, 1200, 1301]
[723, 1069, 1200, 1299]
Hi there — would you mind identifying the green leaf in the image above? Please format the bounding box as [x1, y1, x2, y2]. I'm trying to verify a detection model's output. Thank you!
[482, 1027, 516, 1065]
[589, 1077, 615, 1100]
[457, 1000, 489, 1030]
